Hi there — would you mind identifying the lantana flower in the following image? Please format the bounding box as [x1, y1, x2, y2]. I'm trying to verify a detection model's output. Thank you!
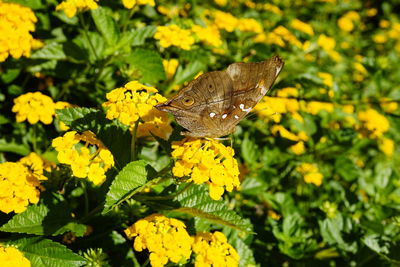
[125, 214, 192, 267]
[154, 25, 195, 50]
[0, 245, 30, 267]
[171, 138, 240, 200]
[12, 92, 56, 125]
[296, 163, 323, 186]
[103, 81, 172, 139]
[0, 1, 43, 62]
[52, 131, 114, 185]
[56, 0, 98, 18]
[192, 231, 240, 267]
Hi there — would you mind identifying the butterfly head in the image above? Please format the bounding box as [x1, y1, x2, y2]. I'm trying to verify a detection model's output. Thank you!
[155, 91, 196, 116]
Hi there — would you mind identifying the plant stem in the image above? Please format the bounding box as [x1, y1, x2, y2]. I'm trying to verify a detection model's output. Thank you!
[32, 124, 37, 153]
[81, 181, 89, 216]
[78, 13, 98, 60]
[130, 120, 140, 161]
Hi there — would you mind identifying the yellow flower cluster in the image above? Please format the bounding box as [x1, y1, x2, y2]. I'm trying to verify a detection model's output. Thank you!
[305, 101, 334, 115]
[192, 231, 240, 267]
[56, 0, 98, 18]
[270, 125, 308, 155]
[154, 25, 195, 50]
[290, 19, 314, 35]
[125, 214, 192, 267]
[317, 34, 341, 62]
[52, 131, 115, 185]
[171, 138, 240, 200]
[379, 137, 395, 156]
[237, 18, 263, 33]
[0, 160, 44, 214]
[380, 97, 398, 113]
[19, 152, 54, 181]
[103, 81, 172, 139]
[163, 59, 179, 80]
[122, 0, 155, 9]
[0, 1, 42, 62]
[337, 11, 360, 32]
[253, 87, 301, 123]
[12, 92, 55, 125]
[244, 1, 283, 15]
[191, 25, 223, 47]
[296, 163, 323, 186]
[0, 245, 30, 267]
[353, 55, 368, 82]
[255, 26, 302, 49]
[357, 108, 390, 139]
[213, 11, 239, 32]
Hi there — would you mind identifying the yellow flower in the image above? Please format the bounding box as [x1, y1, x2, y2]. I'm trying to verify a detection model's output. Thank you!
[0, 245, 30, 267]
[0, 1, 41, 62]
[317, 34, 341, 62]
[192, 232, 239, 267]
[263, 3, 282, 15]
[271, 26, 303, 48]
[12, 92, 56, 124]
[237, 18, 263, 33]
[171, 138, 240, 200]
[290, 19, 314, 35]
[321, 201, 338, 218]
[317, 72, 333, 88]
[296, 163, 323, 186]
[0, 162, 43, 214]
[19, 152, 54, 181]
[379, 137, 394, 156]
[373, 33, 388, 44]
[337, 11, 360, 32]
[290, 141, 305, 155]
[192, 25, 223, 47]
[357, 108, 390, 138]
[52, 131, 114, 185]
[154, 25, 195, 50]
[163, 59, 179, 80]
[380, 98, 398, 113]
[122, 0, 155, 9]
[56, 0, 98, 18]
[304, 101, 334, 115]
[125, 214, 192, 267]
[213, 11, 238, 32]
[103, 81, 172, 140]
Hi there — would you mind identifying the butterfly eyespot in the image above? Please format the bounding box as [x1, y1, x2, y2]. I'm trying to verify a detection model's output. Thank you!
[182, 97, 194, 106]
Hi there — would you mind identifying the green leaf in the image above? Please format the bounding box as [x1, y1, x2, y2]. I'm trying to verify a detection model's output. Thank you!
[91, 7, 119, 46]
[103, 160, 150, 213]
[1, 68, 20, 84]
[127, 48, 166, 84]
[241, 133, 259, 165]
[174, 185, 252, 233]
[56, 107, 131, 168]
[31, 43, 67, 60]
[0, 138, 30, 156]
[363, 234, 390, 255]
[130, 26, 157, 46]
[335, 156, 360, 182]
[0, 200, 82, 236]
[231, 235, 256, 266]
[173, 61, 206, 85]
[7, 237, 86, 267]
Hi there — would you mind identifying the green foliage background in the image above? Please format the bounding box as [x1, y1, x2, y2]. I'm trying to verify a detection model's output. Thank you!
[1, 0, 400, 266]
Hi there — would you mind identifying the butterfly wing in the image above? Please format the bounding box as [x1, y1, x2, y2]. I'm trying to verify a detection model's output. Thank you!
[156, 71, 235, 138]
[217, 55, 284, 134]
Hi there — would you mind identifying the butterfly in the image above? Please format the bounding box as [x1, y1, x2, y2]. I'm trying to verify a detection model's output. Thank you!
[156, 55, 284, 138]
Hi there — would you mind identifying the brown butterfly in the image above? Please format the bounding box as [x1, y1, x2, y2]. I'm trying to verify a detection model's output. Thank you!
[156, 55, 284, 138]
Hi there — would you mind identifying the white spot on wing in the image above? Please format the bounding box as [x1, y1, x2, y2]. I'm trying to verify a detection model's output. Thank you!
[275, 65, 282, 76]
[209, 112, 216, 118]
[234, 115, 239, 119]
[222, 114, 228, 119]
[239, 104, 252, 112]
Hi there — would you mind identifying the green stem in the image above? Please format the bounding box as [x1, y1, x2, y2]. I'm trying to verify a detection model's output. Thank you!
[78, 13, 98, 60]
[130, 120, 140, 161]
[32, 124, 37, 153]
[81, 181, 89, 216]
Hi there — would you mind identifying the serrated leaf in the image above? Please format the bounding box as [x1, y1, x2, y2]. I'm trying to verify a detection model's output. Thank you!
[56, 107, 131, 168]
[231, 235, 257, 267]
[7, 237, 86, 267]
[127, 48, 166, 84]
[103, 160, 150, 213]
[130, 26, 156, 46]
[0, 200, 81, 236]
[173, 61, 206, 85]
[91, 7, 119, 46]
[31, 43, 66, 60]
[174, 185, 252, 232]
